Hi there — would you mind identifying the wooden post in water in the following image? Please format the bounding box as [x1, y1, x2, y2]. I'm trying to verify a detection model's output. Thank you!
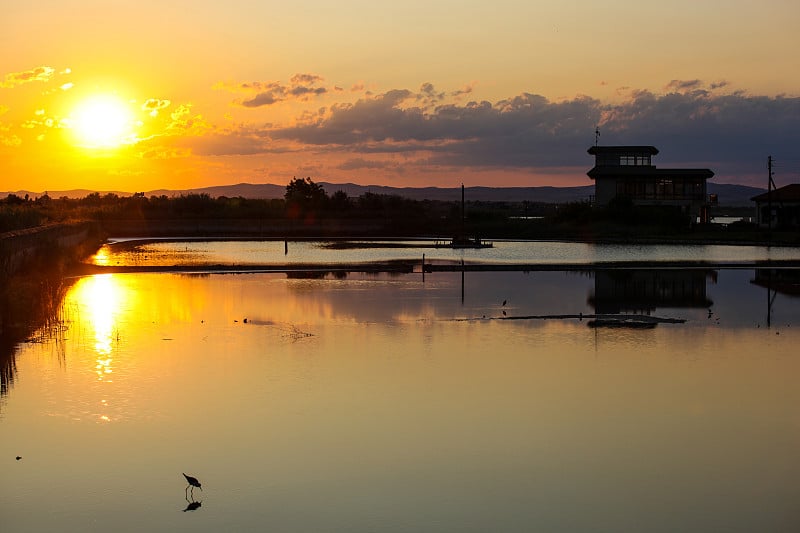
[461, 258, 465, 305]
[422, 253, 425, 282]
[284, 238, 288, 255]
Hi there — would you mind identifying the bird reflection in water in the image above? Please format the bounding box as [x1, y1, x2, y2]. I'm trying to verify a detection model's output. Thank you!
[182, 473, 203, 512]
[183, 499, 202, 512]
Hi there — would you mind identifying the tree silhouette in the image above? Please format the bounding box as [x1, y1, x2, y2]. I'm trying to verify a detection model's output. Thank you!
[284, 177, 328, 208]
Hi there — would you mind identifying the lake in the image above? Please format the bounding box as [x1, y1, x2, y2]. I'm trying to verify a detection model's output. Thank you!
[2, 241, 800, 532]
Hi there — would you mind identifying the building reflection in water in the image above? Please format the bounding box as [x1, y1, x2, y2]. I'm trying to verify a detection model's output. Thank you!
[750, 269, 800, 297]
[588, 269, 715, 315]
[750, 269, 800, 328]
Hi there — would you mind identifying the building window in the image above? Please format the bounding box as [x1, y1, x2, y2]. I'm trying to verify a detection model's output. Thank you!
[657, 179, 673, 197]
[618, 154, 652, 166]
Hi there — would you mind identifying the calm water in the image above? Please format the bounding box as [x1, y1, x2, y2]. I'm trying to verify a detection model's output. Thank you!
[3, 243, 800, 532]
[94, 239, 800, 267]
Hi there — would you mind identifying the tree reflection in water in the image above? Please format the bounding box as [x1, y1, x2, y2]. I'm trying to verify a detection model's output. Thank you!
[0, 271, 74, 405]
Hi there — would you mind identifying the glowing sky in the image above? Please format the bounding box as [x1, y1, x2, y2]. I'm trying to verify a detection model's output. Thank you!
[1, 0, 799, 192]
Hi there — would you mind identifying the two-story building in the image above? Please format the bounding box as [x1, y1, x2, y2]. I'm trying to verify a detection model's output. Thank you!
[587, 146, 715, 222]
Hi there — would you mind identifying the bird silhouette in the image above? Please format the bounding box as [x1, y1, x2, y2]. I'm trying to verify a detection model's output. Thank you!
[15, 456, 22, 461]
[502, 299, 507, 306]
[183, 473, 202, 497]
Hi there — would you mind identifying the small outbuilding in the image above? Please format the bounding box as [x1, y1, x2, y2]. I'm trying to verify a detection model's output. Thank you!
[751, 184, 800, 229]
[587, 146, 715, 222]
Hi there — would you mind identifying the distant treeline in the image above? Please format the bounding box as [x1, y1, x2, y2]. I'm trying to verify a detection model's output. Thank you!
[2, 177, 786, 243]
[1, 177, 534, 236]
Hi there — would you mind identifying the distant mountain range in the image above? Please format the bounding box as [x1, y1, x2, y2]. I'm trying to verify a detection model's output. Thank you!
[3, 182, 766, 206]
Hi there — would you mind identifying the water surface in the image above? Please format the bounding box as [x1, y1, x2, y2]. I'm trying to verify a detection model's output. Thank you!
[93, 239, 800, 267]
[2, 266, 800, 532]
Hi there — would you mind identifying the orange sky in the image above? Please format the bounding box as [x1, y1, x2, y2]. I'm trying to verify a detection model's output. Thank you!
[2, 0, 799, 193]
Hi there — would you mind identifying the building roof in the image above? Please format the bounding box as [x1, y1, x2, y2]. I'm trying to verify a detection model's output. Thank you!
[751, 183, 800, 203]
[587, 145, 659, 156]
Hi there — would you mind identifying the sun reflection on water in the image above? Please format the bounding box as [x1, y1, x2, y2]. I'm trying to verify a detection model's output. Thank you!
[77, 274, 126, 382]
[91, 245, 112, 266]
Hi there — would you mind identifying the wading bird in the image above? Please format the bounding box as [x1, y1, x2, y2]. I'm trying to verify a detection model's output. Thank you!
[183, 473, 202, 497]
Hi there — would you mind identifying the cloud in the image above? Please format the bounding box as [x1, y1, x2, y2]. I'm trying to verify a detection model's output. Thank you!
[273, 90, 596, 162]
[1, 66, 55, 88]
[290, 73, 323, 86]
[665, 79, 703, 92]
[337, 158, 402, 171]
[265, 82, 800, 181]
[157, 78, 800, 184]
[142, 98, 171, 116]
[597, 88, 800, 177]
[289, 85, 326, 98]
[219, 73, 330, 108]
[181, 133, 270, 156]
[167, 104, 210, 134]
[242, 90, 282, 107]
[451, 81, 477, 101]
[0, 120, 22, 147]
[1, 134, 22, 147]
[418, 82, 445, 104]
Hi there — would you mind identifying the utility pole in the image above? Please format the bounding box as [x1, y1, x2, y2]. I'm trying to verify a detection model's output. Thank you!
[461, 183, 465, 239]
[767, 156, 776, 243]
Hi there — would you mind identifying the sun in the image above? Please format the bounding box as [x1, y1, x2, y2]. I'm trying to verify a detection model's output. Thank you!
[70, 95, 136, 149]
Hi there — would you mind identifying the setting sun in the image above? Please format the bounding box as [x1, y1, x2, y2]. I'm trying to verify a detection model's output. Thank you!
[70, 95, 136, 149]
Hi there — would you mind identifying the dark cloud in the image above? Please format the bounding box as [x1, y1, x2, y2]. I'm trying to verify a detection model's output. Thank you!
[290, 73, 323, 85]
[665, 79, 703, 92]
[242, 92, 282, 107]
[451, 82, 476, 100]
[418, 82, 445, 105]
[267, 83, 800, 181]
[600, 89, 800, 178]
[272, 90, 599, 168]
[233, 73, 329, 108]
[290, 86, 327, 98]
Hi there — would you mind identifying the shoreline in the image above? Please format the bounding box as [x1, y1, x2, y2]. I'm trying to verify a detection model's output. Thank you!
[71, 259, 800, 276]
[100, 234, 800, 248]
